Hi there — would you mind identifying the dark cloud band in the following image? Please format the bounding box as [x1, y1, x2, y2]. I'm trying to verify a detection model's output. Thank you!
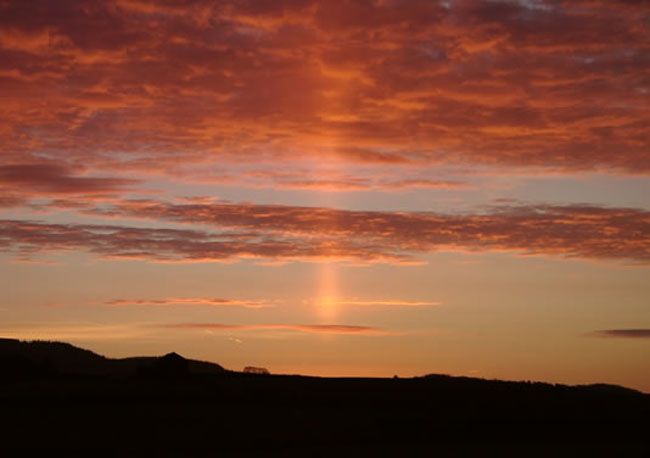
[1, 200, 648, 264]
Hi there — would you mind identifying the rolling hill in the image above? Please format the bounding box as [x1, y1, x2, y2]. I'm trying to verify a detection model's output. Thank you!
[1, 338, 648, 455]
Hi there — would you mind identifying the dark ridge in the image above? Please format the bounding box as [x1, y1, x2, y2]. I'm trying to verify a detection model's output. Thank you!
[0, 338, 226, 379]
[1, 339, 648, 454]
[421, 373, 646, 396]
[0, 337, 20, 344]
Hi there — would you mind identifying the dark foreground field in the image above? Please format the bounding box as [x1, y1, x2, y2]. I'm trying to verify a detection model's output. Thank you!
[1, 338, 648, 456]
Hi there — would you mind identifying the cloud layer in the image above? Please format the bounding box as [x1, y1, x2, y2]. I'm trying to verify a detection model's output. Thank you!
[1, 200, 648, 264]
[1, 0, 648, 176]
[94, 200, 650, 263]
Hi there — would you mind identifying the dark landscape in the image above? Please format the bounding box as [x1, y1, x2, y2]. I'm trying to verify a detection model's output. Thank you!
[1, 338, 648, 456]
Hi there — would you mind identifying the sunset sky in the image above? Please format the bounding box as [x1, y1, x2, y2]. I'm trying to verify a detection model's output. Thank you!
[1, 0, 649, 391]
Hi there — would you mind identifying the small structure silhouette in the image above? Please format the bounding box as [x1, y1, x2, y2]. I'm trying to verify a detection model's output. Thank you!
[243, 366, 269, 375]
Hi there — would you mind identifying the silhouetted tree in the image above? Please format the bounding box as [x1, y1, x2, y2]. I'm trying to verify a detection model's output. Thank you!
[243, 366, 269, 375]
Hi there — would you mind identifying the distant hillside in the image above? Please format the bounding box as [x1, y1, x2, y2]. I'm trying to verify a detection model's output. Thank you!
[421, 372, 645, 397]
[1, 338, 649, 454]
[0, 337, 226, 379]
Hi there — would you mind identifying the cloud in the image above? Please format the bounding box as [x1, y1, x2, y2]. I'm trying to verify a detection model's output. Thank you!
[107, 297, 270, 308]
[261, 177, 466, 192]
[0, 219, 411, 264]
[382, 179, 466, 191]
[88, 200, 650, 264]
[592, 329, 650, 339]
[1, 198, 649, 264]
[279, 177, 467, 192]
[163, 323, 387, 335]
[0, 163, 138, 196]
[0, 0, 647, 177]
[0, 194, 25, 208]
[208, 168, 469, 192]
[317, 298, 441, 307]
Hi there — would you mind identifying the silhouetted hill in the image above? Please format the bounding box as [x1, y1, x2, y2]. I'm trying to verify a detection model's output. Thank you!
[1, 338, 648, 455]
[0, 338, 226, 379]
[421, 372, 646, 397]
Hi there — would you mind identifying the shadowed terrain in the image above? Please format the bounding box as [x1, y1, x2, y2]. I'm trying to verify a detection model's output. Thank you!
[1, 338, 648, 456]
[0, 337, 226, 378]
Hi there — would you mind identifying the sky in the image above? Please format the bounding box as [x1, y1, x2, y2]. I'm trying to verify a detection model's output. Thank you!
[0, 0, 649, 391]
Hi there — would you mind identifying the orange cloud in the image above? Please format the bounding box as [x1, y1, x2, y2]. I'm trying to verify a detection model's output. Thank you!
[328, 299, 441, 307]
[107, 297, 271, 308]
[0, 0, 647, 176]
[163, 323, 387, 335]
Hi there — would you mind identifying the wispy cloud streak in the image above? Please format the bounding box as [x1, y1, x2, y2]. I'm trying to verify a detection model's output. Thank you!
[107, 297, 270, 308]
[163, 323, 387, 335]
[0, 164, 138, 195]
[320, 299, 441, 307]
[592, 329, 650, 339]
